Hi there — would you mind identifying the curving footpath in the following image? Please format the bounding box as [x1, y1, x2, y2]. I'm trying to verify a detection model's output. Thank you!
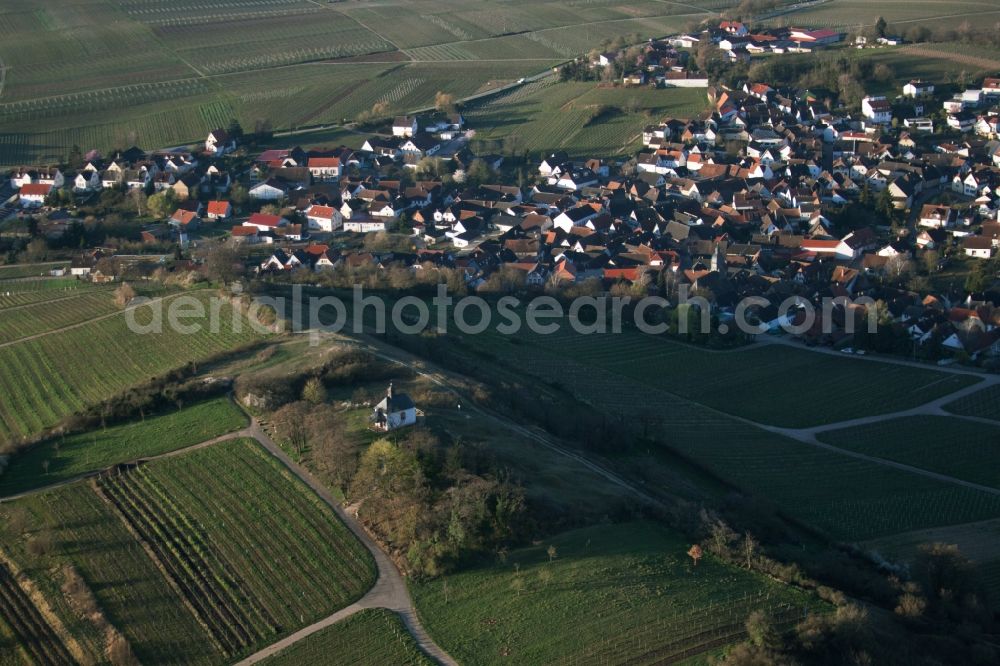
[235, 420, 458, 666]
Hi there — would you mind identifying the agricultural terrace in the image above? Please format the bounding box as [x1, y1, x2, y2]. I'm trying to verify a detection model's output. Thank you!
[818, 416, 1000, 491]
[0, 438, 376, 663]
[260, 609, 433, 666]
[465, 81, 709, 158]
[412, 521, 825, 665]
[945, 384, 1000, 422]
[0, 0, 726, 163]
[0, 397, 247, 496]
[96, 439, 375, 658]
[0, 290, 265, 443]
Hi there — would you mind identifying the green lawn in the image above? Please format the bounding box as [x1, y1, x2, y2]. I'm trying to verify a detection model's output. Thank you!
[261, 609, 432, 666]
[412, 521, 824, 666]
[0, 397, 247, 496]
[818, 416, 1000, 490]
[945, 385, 1000, 422]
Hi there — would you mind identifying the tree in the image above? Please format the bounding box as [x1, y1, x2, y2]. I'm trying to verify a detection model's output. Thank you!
[113, 282, 136, 308]
[745, 610, 780, 650]
[302, 377, 327, 404]
[434, 91, 456, 113]
[227, 118, 244, 141]
[922, 249, 940, 274]
[875, 16, 888, 38]
[67, 144, 83, 169]
[147, 189, 177, 219]
[687, 543, 703, 566]
[204, 244, 241, 285]
[547, 545, 557, 562]
[230, 184, 249, 210]
[965, 262, 989, 294]
[128, 188, 148, 217]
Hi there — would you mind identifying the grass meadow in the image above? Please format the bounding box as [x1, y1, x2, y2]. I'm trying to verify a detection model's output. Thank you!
[0, 396, 247, 496]
[412, 521, 824, 665]
[260, 609, 432, 666]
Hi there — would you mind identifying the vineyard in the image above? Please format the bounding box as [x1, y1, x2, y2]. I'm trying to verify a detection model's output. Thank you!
[465, 82, 708, 157]
[0, 280, 107, 310]
[0, 291, 265, 443]
[435, 314, 1000, 541]
[0, 263, 67, 279]
[762, 0, 1000, 29]
[0, 482, 217, 664]
[260, 609, 433, 666]
[0, 290, 118, 344]
[0, 396, 247, 496]
[0, 563, 74, 666]
[946, 384, 1000, 422]
[412, 521, 824, 665]
[97, 439, 375, 658]
[818, 416, 1000, 490]
[0, 0, 722, 163]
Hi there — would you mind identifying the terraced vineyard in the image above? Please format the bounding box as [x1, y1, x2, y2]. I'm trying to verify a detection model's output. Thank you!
[97, 439, 375, 658]
[0, 291, 265, 443]
[0, 0, 719, 163]
[0, 563, 74, 666]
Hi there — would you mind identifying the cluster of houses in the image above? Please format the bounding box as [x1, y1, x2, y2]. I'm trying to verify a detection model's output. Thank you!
[671, 21, 843, 63]
[592, 38, 707, 88]
[9, 48, 1000, 358]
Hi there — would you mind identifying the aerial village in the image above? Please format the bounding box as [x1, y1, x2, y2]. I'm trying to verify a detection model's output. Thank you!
[7, 22, 1000, 365]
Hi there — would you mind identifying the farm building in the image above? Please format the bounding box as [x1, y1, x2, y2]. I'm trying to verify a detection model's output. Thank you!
[371, 383, 416, 432]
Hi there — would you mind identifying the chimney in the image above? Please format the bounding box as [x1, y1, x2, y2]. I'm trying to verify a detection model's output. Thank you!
[387, 382, 394, 399]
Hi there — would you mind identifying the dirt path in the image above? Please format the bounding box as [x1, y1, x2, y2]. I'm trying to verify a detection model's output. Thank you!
[236, 420, 458, 666]
[0, 415, 457, 665]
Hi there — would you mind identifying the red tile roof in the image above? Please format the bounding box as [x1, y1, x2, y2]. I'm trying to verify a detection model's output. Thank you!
[20, 183, 52, 196]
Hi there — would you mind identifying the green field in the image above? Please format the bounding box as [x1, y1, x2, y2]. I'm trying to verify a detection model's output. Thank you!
[412, 521, 824, 665]
[945, 384, 1000, 422]
[0, 0, 723, 163]
[0, 438, 376, 663]
[0, 279, 110, 311]
[0, 290, 119, 344]
[465, 81, 708, 158]
[261, 609, 433, 666]
[468, 323, 978, 429]
[817, 416, 1000, 490]
[0, 290, 265, 443]
[0, 396, 247, 496]
[764, 0, 1000, 30]
[429, 311, 1000, 541]
[0, 263, 67, 279]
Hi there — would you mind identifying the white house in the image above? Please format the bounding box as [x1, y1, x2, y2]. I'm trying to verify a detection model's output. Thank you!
[305, 205, 342, 232]
[343, 219, 387, 233]
[246, 212, 287, 231]
[205, 129, 235, 156]
[861, 96, 892, 125]
[392, 116, 418, 138]
[19, 183, 51, 207]
[248, 179, 288, 200]
[963, 236, 994, 259]
[371, 383, 416, 431]
[307, 157, 341, 181]
[903, 80, 934, 98]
